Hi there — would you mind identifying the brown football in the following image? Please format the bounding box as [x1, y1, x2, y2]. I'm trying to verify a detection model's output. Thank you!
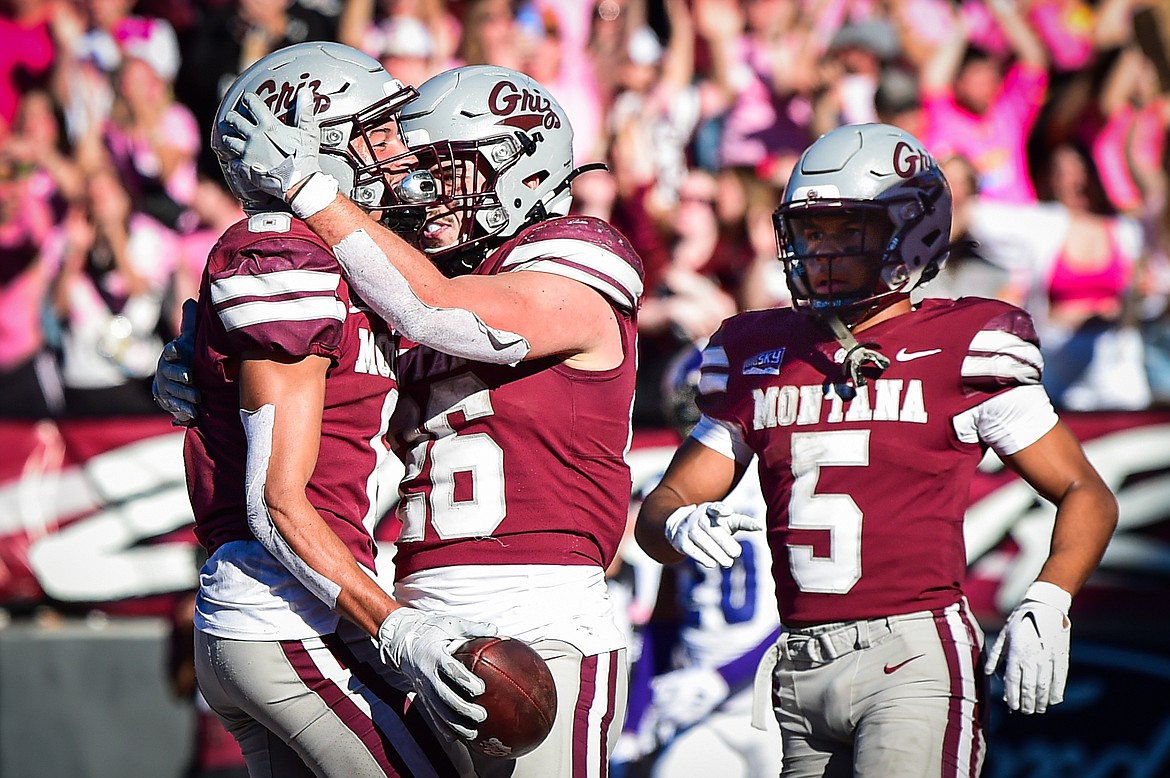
[453, 636, 557, 759]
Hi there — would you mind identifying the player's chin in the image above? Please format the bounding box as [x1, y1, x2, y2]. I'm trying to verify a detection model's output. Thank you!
[421, 221, 457, 250]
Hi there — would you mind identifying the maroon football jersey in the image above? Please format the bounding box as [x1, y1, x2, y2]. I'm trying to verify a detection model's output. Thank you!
[389, 215, 644, 578]
[698, 297, 1045, 624]
[184, 213, 397, 570]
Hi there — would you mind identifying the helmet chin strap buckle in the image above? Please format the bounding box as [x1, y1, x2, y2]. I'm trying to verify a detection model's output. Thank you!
[824, 314, 890, 400]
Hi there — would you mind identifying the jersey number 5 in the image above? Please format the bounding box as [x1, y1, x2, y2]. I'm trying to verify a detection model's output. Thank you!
[788, 430, 868, 594]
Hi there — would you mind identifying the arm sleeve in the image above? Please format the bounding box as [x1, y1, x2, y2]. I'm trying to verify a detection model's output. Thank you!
[332, 229, 531, 365]
[691, 328, 752, 466]
[953, 384, 1058, 456]
[241, 404, 343, 609]
[690, 414, 754, 466]
[953, 306, 1058, 455]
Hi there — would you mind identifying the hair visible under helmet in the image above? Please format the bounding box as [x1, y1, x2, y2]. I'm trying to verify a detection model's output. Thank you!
[383, 64, 588, 277]
[211, 41, 416, 214]
[772, 123, 952, 388]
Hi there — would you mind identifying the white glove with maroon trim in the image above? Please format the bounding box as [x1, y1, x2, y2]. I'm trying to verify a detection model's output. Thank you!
[664, 502, 764, 569]
[985, 581, 1072, 714]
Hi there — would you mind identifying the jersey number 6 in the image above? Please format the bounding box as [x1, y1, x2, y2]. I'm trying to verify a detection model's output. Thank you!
[398, 374, 507, 541]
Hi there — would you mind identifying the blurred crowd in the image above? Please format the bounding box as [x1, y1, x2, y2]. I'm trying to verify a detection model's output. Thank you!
[1, 0, 1169, 425]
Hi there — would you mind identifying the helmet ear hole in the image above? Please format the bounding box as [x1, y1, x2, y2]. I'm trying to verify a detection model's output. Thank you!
[882, 264, 910, 288]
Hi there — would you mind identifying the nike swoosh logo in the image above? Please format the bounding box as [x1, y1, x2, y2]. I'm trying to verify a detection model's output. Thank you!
[883, 654, 925, 674]
[895, 348, 942, 362]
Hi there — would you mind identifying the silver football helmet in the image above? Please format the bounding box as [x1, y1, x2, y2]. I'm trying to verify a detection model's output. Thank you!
[773, 123, 952, 315]
[384, 65, 581, 276]
[211, 41, 417, 214]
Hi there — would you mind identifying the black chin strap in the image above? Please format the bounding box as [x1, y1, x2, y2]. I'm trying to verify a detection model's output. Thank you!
[823, 313, 890, 388]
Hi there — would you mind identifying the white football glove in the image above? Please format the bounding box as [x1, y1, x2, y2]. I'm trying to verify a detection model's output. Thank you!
[985, 581, 1072, 714]
[152, 298, 199, 425]
[664, 502, 765, 569]
[377, 608, 498, 741]
[650, 666, 729, 734]
[218, 89, 325, 205]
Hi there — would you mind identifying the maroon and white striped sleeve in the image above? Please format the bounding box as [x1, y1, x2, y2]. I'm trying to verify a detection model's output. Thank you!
[498, 229, 644, 313]
[954, 311, 1057, 456]
[692, 328, 753, 465]
[209, 239, 346, 359]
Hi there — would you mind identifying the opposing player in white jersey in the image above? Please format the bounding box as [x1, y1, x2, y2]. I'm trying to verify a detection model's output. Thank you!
[635, 124, 1117, 777]
[214, 64, 644, 778]
[184, 43, 500, 778]
[632, 347, 784, 778]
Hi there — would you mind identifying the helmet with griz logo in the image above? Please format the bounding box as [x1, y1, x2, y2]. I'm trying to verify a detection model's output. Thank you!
[383, 65, 580, 276]
[212, 41, 416, 214]
[773, 123, 953, 313]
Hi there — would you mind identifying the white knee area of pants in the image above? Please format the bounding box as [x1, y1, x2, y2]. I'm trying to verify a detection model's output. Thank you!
[242, 404, 341, 608]
[333, 230, 530, 365]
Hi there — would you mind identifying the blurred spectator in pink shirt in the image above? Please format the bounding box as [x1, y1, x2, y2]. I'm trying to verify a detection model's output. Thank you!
[0, 150, 60, 417]
[919, 0, 1049, 204]
[101, 48, 200, 230]
[5, 89, 83, 220]
[1093, 43, 1169, 218]
[524, 0, 609, 165]
[0, 0, 56, 131]
[706, 0, 818, 185]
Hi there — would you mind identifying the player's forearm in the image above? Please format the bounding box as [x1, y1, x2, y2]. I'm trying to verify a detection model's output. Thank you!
[987, 0, 1048, 69]
[332, 229, 531, 364]
[634, 490, 688, 565]
[1036, 481, 1118, 597]
[303, 193, 449, 300]
[265, 495, 396, 636]
[920, 19, 967, 94]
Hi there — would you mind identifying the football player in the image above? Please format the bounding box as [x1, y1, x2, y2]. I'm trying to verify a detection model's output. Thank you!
[168, 63, 644, 777]
[181, 42, 498, 778]
[638, 346, 785, 778]
[634, 123, 1118, 777]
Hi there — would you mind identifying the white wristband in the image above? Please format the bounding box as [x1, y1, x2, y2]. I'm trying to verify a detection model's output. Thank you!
[1022, 581, 1072, 615]
[290, 172, 339, 219]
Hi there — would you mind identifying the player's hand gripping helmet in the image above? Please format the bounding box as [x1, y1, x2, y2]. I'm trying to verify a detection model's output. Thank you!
[211, 41, 417, 214]
[383, 65, 582, 276]
[773, 123, 952, 316]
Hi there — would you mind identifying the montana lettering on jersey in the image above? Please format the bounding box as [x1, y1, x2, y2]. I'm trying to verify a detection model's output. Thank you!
[354, 326, 394, 378]
[185, 216, 396, 568]
[752, 379, 928, 429]
[491, 215, 644, 312]
[695, 297, 1046, 624]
